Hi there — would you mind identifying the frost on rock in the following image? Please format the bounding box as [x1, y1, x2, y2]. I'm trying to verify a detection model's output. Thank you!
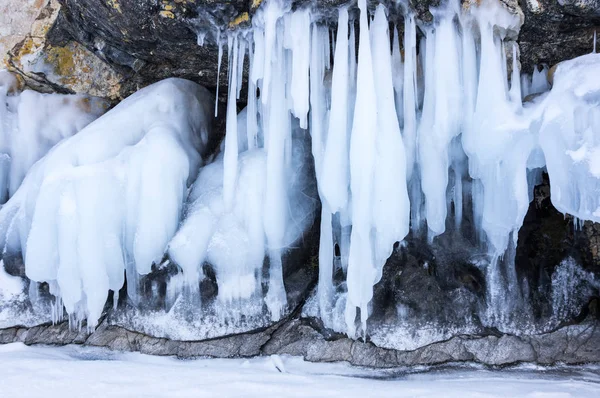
[0, 78, 213, 328]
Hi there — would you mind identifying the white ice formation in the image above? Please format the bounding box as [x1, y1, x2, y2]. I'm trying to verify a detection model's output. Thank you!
[1, 0, 600, 338]
[0, 70, 107, 204]
[0, 79, 213, 327]
[208, 0, 600, 338]
[167, 116, 316, 322]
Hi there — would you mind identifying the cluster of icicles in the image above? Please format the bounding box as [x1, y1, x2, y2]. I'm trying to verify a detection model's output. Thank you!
[218, 0, 529, 337]
[1, 0, 599, 337]
[214, 0, 600, 337]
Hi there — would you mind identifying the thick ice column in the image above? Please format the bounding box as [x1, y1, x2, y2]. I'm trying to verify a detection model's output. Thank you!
[263, 31, 290, 321]
[247, 37, 260, 150]
[371, 5, 410, 274]
[459, 4, 534, 325]
[469, 14, 533, 255]
[460, 18, 478, 135]
[317, 7, 351, 328]
[289, 9, 311, 129]
[261, 0, 288, 106]
[317, 205, 334, 327]
[320, 8, 350, 214]
[309, 24, 330, 177]
[236, 39, 246, 100]
[348, 23, 357, 130]
[223, 36, 241, 210]
[403, 14, 418, 181]
[418, 15, 462, 239]
[391, 26, 404, 127]
[346, 0, 378, 338]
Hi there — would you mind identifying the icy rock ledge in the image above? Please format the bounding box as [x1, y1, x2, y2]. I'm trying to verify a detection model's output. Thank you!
[1, 315, 599, 367]
[0, 70, 108, 204]
[0, 78, 214, 328]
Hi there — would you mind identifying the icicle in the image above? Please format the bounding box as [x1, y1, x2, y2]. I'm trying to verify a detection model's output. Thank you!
[509, 43, 522, 107]
[321, 7, 350, 213]
[247, 39, 259, 150]
[317, 205, 334, 327]
[236, 38, 246, 100]
[391, 26, 404, 127]
[348, 22, 357, 86]
[461, 18, 477, 127]
[450, 139, 466, 231]
[223, 35, 240, 210]
[418, 11, 462, 240]
[251, 27, 265, 84]
[261, 0, 287, 105]
[347, 21, 357, 152]
[289, 9, 311, 128]
[346, 0, 378, 339]
[371, 4, 409, 275]
[594, 30, 597, 53]
[403, 14, 418, 181]
[531, 64, 550, 94]
[309, 24, 329, 176]
[263, 25, 290, 321]
[197, 32, 207, 46]
[215, 34, 224, 117]
[520, 73, 532, 99]
[403, 14, 424, 234]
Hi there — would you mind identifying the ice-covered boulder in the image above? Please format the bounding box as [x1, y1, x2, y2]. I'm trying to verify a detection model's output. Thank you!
[0, 78, 214, 327]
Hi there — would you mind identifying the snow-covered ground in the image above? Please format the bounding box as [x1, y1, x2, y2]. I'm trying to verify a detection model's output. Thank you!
[1, 343, 599, 397]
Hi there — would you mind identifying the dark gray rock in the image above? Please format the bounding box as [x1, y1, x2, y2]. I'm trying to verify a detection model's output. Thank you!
[263, 317, 600, 366]
[518, 0, 600, 72]
[85, 321, 274, 357]
[45, 0, 444, 100]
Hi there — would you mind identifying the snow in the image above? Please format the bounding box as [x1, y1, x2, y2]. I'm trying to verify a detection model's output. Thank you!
[0, 343, 599, 398]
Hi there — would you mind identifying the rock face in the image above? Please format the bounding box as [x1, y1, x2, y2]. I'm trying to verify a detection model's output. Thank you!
[1, 0, 52, 66]
[2, 0, 123, 99]
[518, 0, 600, 72]
[6, 0, 594, 98]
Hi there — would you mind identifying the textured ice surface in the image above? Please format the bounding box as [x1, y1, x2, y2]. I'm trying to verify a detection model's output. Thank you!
[167, 115, 316, 327]
[284, 0, 599, 338]
[0, 78, 213, 327]
[0, 70, 106, 203]
[538, 54, 600, 222]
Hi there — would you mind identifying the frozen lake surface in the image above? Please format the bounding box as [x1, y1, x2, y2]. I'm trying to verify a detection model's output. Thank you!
[1, 343, 599, 397]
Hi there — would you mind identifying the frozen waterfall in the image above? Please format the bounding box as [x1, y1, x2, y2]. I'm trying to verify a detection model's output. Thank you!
[1, 0, 599, 340]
